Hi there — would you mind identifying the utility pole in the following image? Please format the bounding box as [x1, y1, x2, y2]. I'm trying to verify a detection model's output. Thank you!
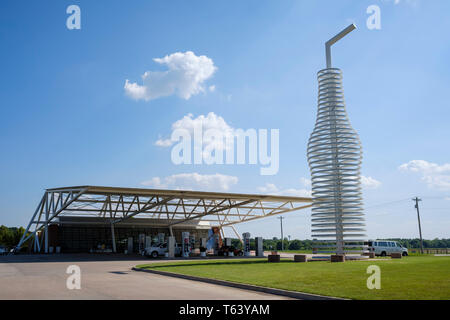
[277, 216, 284, 251]
[412, 197, 424, 254]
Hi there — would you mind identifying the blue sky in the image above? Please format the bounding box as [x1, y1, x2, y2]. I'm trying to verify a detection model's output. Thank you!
[0, 0, 449, 240]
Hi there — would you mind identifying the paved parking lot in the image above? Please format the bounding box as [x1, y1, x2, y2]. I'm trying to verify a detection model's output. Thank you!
[0, 254, 290, 300]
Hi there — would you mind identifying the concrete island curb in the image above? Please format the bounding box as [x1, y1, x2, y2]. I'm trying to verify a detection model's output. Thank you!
[132, 267, 346, 300]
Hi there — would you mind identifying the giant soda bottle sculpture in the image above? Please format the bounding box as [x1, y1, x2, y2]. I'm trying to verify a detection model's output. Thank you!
[307, 24, 366, 255]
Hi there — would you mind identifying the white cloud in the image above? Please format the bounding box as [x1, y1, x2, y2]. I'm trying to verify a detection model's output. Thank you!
[300, 177, 311, 188]
[361, 176, 382, 189]
[279, 188, 312, 197]
[297, 176, 380, 190]
[399, 160, 450, 190]
[257, 183, 279, 194]
[154, 137, 173, 147]
[383, 0, 419, 5]
[141, 173, 238, 191]
[124, 51, 217, 101]
[262, 175, 379, 197]
[399, 160, 450, 173]
[155, 112, 234, 151]
[123, 80, 147, 100]
[257, 182, 312, 197]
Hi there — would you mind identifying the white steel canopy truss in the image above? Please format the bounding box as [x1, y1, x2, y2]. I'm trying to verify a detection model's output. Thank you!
[16, 185, 312, 253]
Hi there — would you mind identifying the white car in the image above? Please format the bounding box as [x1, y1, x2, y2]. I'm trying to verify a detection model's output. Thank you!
[143, 243, 182, 258]
[367, 240, 408, 257]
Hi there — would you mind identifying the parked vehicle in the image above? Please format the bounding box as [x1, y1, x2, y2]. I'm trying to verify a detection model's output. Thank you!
[0, 246, 8, 255]
[367, 240, 408, 256]
[217, 245, 243, 257]
[142, 243, 182, 258]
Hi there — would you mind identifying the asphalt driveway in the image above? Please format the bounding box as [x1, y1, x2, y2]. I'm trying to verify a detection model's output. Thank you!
[0, 254, 290, 300]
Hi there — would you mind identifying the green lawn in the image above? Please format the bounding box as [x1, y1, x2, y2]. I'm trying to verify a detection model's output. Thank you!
[136, 256, 450, 300]
[278, 250, 312, 254]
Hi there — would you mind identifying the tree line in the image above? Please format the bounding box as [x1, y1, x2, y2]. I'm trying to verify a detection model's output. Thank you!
[0, 226, 27, 249]
[232, 237, 450, 251]
[1, 225, 449, 251]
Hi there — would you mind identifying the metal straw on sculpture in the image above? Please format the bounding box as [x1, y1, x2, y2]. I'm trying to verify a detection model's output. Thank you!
[307, 24, 366, 255]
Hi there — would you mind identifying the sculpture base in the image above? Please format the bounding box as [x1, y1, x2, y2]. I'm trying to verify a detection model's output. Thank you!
[268, 255, 280, 263]
[294, 255, 307, 262]
[330, 255, 345, 263]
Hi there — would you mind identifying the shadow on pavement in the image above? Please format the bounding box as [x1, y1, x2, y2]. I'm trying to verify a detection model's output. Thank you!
[0, 253, 148, 264]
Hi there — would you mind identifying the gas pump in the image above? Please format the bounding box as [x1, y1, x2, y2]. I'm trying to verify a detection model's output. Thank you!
[200, 238, 207, 257]
[138, 234, 146, 254]
[243, 232, 251, 257]
[210, 227, 222, 255]
[158, 233, 165, 245]
[145, 236, 151, 249]
[127, 237, 133, 254]
[255, 237, 264, 257]
[224, 238, 233, 256]
[200, 237, 207, 249]
[182, 232, 190, 257]
[189, 235, 195, 252]
[213, 233, 220, 255]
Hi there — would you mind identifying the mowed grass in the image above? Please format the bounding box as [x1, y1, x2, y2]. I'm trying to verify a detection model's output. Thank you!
[136, 256, 450, 300]
[279, 250, 312, 254]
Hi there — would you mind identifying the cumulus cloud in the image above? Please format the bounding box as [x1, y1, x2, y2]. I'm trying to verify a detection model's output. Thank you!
[257, 183, 279, 194]
[383, 0, 419, 5]
[155, 112, 280, 175]
[399, 160, 450, 190]
[279, 188, 312, 197]
[154, 137, 173, 147]
[260, 175, 380, 197]
[257, 180, 312, 198]
[124, 51, 217, 101]
[155, 112, 234, 152]
[300, 177, 311, 188]
[297, 176, 380, 190]
[141, 173, 238, 191]
[361, 176, 382, 189]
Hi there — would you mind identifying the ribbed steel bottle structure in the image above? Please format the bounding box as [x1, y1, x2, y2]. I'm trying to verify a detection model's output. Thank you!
[307, 67, 366, 254]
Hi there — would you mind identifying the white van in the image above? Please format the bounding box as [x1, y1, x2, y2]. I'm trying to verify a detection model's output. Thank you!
[367, 240, 408, 257]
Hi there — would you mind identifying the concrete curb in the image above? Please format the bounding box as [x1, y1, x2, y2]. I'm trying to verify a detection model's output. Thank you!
[132, 267, 346, 300]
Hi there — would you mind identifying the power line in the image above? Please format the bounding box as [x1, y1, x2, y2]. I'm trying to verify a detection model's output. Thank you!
[365, 198, 410, 210]
[421, 196, 450, 200]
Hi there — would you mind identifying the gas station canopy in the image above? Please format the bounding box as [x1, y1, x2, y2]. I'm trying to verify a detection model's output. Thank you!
[17, 185, 312, 251]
